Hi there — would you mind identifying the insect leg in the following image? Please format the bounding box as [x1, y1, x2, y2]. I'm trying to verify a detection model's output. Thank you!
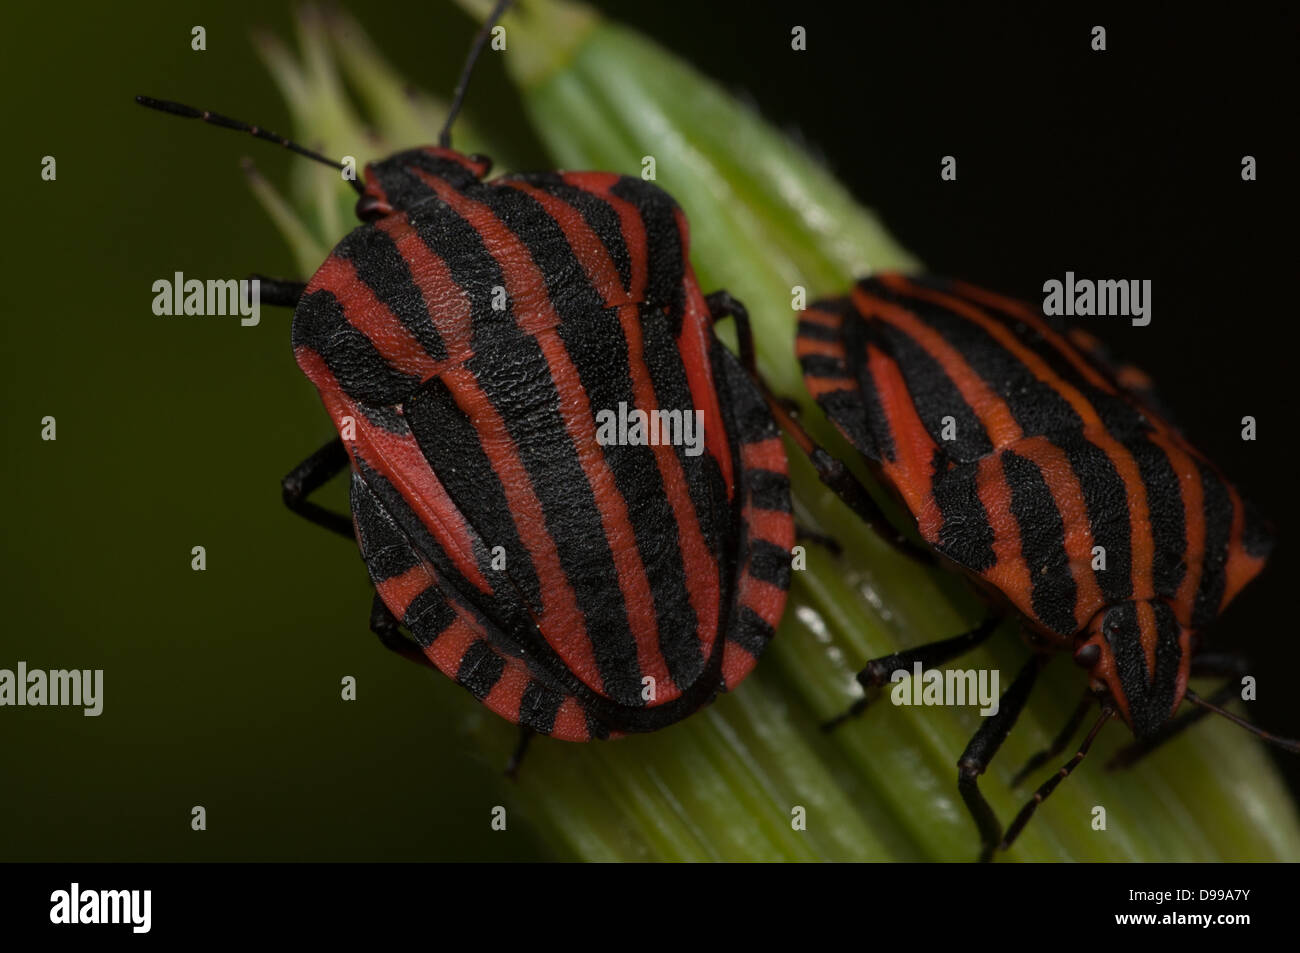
[282, 437, 354, 539]
[252, 275, 307, 308]
[957, 652, 1047, 862]
[505, 727, 536, 779]
[368, 592, 435, 669]
[823, 616, 1002, 730]
[1106, 653, 1249, 770]
[795, 526, 841, 554]
[999, 707, 1115, 852]
[704, 289, 935, 566]
[1010, 691, 1095, 785]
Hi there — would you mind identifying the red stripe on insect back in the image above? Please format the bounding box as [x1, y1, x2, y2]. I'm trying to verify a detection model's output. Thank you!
[943, 277, 1120, 395]
[677, 265, 737, 496]
[312, 255, 446, 381]
[862, 341, 943, 534]
[500, 180, 637, 308]
[974, 454, 1037, 622]
[1150, 432, 1206, 625]
[853, 284, 1023, 450]
[562, 172, 650, 300]
[375, 564, 437, 619]
[293, 347, 492, 596]
[423, 615, 478, 675]
[424, 176, 683, 701]
[1135, 599, 1161, 693]
[723, 438, 794, 690]
[614, 301, 721, 652]
[374, 215, 475, 363]
[885, 275, 1159, 598]
[1011, 437, 1106, 630]
[435, 362, 603, 690]
[483, 663, 530, 726]
[551, 697, 591, 742]
[494, 182, 723, 651]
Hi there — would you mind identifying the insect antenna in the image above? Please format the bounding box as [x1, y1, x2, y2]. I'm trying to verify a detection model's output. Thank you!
[438, 0, 513, 148]
[134, 95, 365, 195]
[1000, 707, 1114, 853]
[1185, 689, 1300, 753]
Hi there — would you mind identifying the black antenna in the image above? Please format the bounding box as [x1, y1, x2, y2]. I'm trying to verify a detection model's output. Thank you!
[1185, 689, 1300, 753]
[439, 0, 513, 148]
[134, 95, 365, 195]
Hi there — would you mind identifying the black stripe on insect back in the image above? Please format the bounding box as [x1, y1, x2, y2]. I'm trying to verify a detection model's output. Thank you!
[350, 471, 459, 646]
[1193, 459, 1234, 629]
[729, 606, 775, 657]
[748, 540, 792, 589]
[1106, 601, 1182, 740]
[402, 189, 511, 355]
[401, 378, 544, 615]
[1124, 435, 1187, 598]
[888, 286, 1136, 601]
[350, 471, 422, 583]
[1002, 449, 1078, 635]
[456, 640, 506, 699]
[292, 290, 421, 405]
[519, 680, 566, 735]
[467, 330, 647, 707]
[610, 178, 686, 328]
[480, 174, 706, 687]
[832, 303, 896, 461]
[332, 226, 448, 362]
[869, 318, 993, 462]
[929, 451, 997, 573]
[746, 470, 792, 513]
[470, 182, 705, 698]
[643, 304, 728, 564]
[1057, 435, 1133, 603]
[509, 173, 634, 296]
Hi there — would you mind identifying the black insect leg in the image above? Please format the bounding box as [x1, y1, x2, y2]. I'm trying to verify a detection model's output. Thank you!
[823, 616, 1002, 730]
[253, 275, 307, 308]
[505, 727, 536, 780]
[795, 526, 842, 555]
[704, 290, 934, 566]
[1106, 653, 1250, 770]
[1011, 692, 1095, 785]
[957, 652, 1047, 862]
[282, 437, 354, 539]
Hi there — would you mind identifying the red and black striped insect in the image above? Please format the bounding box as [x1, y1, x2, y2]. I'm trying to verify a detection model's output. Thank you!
[800, 272, 1297, 859]
[134, 2, 875, 765]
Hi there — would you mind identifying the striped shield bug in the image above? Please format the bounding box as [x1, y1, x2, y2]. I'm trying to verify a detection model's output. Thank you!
[132, 0, 870, 766]
[799, 272, 1298, 859]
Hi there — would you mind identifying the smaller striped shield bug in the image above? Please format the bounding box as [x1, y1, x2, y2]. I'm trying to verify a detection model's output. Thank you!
[798, 272, 1298, 860]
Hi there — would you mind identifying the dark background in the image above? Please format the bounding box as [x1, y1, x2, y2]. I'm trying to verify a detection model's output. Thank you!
[2, 1, 1296, 859]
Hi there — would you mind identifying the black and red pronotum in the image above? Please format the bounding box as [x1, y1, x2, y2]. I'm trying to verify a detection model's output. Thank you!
[800, 272, 1298, 859]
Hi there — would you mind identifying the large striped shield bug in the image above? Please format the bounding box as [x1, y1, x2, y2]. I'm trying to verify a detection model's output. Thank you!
[799, 272, 1298, 859]
[133, 1, 885, 766]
